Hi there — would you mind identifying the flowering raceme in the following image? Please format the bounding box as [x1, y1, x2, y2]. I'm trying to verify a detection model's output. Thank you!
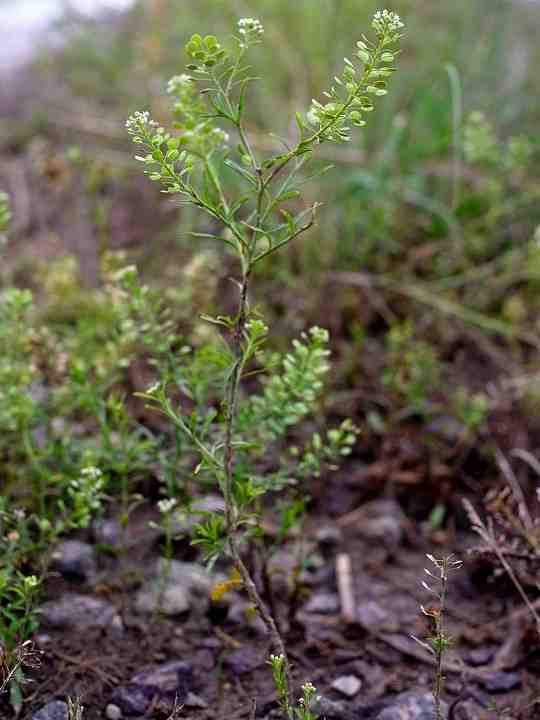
[306, 9, 405, 143]
[237, 17, 264, 48]
[372, 9, 405, 36]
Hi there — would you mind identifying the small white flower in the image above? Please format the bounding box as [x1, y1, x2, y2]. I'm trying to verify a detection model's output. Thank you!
[146, 381, 161, 395]
[306, 108, 319, 127]
[125, 110, 159, 132]
[237, 17, 264, 36]
[81, 466, 102, 480]
[372, 9, 405, 35]
[212, 127, 230, 145]
[157, 498, 177, 514]
[167, 74, 194, 95]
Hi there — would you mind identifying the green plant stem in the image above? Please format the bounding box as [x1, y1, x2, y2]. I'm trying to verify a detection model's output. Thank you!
[223, 98, 292, 679]
[434, 569, 448, 720]
[222, 267, 291, 686]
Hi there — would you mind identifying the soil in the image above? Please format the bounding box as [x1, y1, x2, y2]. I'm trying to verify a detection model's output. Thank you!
[6, 469, 540, 720]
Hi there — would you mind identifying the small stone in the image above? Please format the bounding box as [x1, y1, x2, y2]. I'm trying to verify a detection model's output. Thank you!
[374, 691, 448, 720]
[38, 594, 123, 634]
[449, 698, 490, 720]
[51, 540, 97, 582]
[105, 704, 122, 720]
[479, 671, 521, 693]
[466, 647, 494, 666]
[135, 584, 190, 616]
[184, 692, 208, 709]
[94, 519, 123, 548]
[312, 695, 356, 720]
[315, 525, 342, 548]
[110, 686, 148, 716]
[357, 601, 392, 631]
[111, 661, 192, 716]
[331, 675, 362, 697]
[35, 633, 53, 647]
[303, 592, 339, 614]
[352, 659, 388, 697]
[135, 560, 214, 616]
[32, 701, 68, 720]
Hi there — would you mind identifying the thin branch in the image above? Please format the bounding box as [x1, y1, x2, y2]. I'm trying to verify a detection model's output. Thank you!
[463, 498, 540, 636]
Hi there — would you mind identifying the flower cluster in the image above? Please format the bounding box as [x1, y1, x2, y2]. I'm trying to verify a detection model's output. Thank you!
[125, 110, 161, 144]
[126, 111, 187, 189]
[146, 381, 161, 396]
[237, 17, 264, 47]
[167, 72, 229, 156]
[238, 17, 264, 35]
[301, 681, 316, 695]
[166, 73, 194, 96]
[306, 11, 403, 142]
[80, 465, 103, 482]
[297, 680, 320, 720]
[372, 9, 405, 37]
[157, 497, 177, 514]
[67, 466, 106, 529]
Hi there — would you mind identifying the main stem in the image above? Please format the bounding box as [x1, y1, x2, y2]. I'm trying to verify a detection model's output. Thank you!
[434, 571, 448, 720]
[222, 266, 291, 681]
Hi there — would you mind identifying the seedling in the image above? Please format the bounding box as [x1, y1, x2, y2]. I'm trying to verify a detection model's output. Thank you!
[412, 554, 462, 720]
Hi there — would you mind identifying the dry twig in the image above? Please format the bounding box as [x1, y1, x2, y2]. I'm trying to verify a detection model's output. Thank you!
[336, 553, 356, 624]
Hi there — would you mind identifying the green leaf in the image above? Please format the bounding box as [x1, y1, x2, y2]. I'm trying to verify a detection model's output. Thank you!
[200, 313, 235, 328]
[280, 208, 296, 233]
[224, 159, 257, 186]
[275, 190, 300, 203]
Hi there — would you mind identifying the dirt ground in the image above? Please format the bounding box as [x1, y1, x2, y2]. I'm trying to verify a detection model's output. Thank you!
[7, 466, 539, 720]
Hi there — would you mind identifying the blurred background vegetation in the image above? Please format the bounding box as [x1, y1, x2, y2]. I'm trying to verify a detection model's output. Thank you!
[1, 0, 540, 518]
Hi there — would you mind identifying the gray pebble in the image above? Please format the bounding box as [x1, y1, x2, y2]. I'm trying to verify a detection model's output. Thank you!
[37, 594, 123, 634]
[135, 559, 214, 616]
[32, 700, 68, 720]
[303, 592, 340, 614]
[331, 674, 362, 697]
[51, 540, 97, 582]
[105, 704, 122, 720]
